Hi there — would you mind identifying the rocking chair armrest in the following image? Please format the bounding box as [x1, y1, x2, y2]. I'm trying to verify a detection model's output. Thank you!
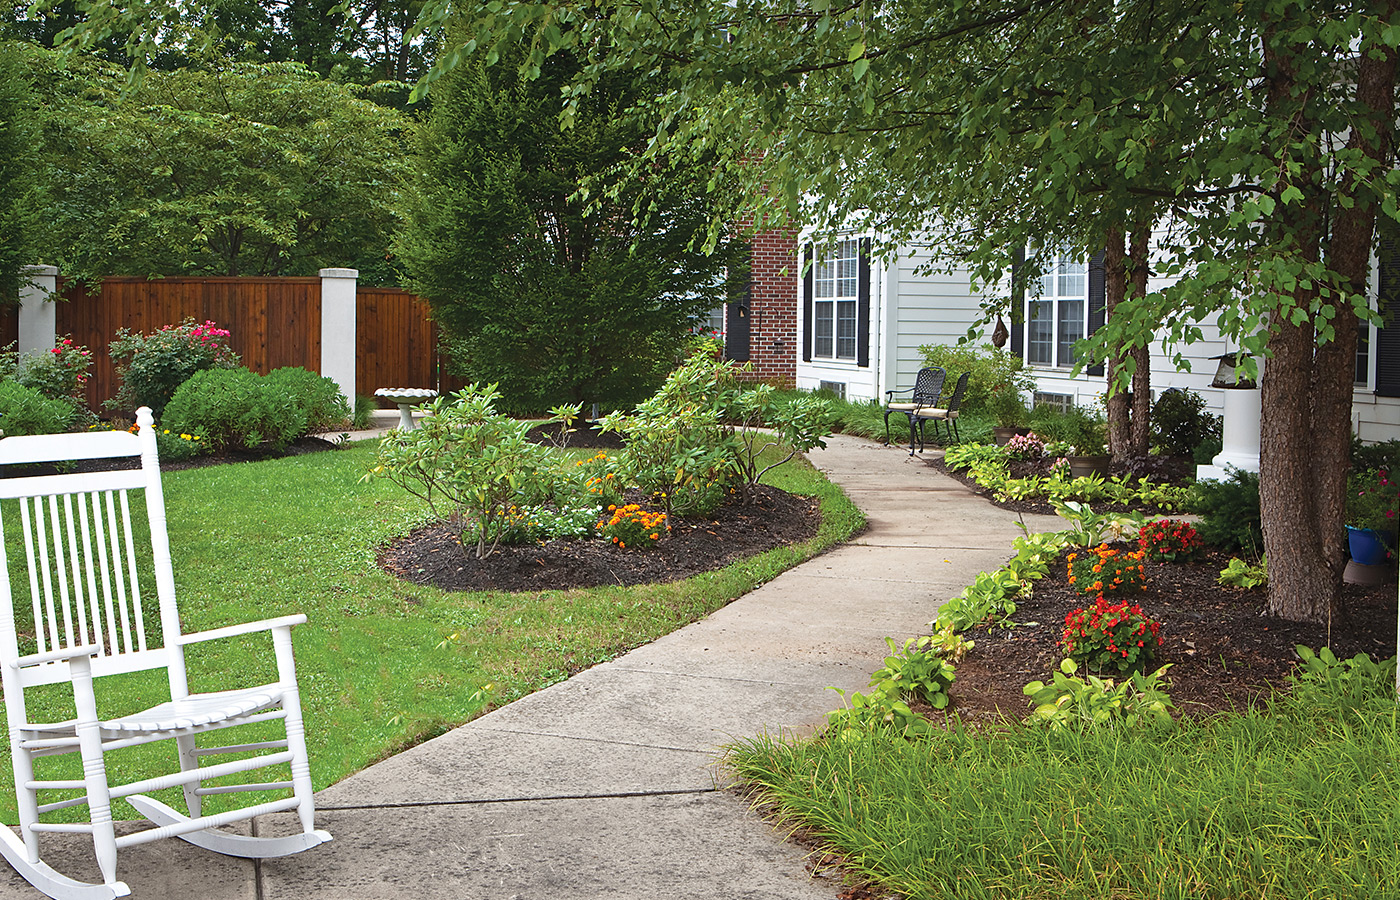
[12, 642, 102, 668]
[179, 614, 308, 647]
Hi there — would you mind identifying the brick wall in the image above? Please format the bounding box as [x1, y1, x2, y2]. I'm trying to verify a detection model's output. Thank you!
[743, 228, 799, 386]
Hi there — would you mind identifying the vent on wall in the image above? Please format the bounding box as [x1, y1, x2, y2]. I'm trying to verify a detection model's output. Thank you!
[1033, 391, 1074, 414]
[818, 381, 847, 399]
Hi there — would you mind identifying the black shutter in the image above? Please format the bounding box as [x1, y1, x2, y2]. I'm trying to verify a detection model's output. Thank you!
[1010, 247, 1025, 358]
[1376, 239, 1400, 396]
[802, 243, 813, 363]
[724, 245, 751, 363]
[857, 237, 871, 368]
[1086, 249, 1106, 377]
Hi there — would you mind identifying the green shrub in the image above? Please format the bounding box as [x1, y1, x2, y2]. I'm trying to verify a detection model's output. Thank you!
[107, 319, 241, 417]
[1027, 403, 1107, 454]
[917, 342, 1034, 416]
[365, 384, 557, 559]
[162, 368, 307, 452]
[1151, 388, 1220, 458]
[1350, 436, 1400, 474]
[0, 380, 76, 436]
[1191, 467, 1263, 553]
[263, 367, 350, 431]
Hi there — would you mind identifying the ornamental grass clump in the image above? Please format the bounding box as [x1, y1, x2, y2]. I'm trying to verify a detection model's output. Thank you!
[1066, 543, 1147, 597]
[1138, 518, 1206, 562]
[597, 504, 669, 549]
[1061, 596, 1163, 674]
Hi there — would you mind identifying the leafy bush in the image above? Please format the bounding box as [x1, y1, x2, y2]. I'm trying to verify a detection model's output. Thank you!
[1150, 388, 1220, 458]
[1346, 468, 1400, 532]
[917, 342, 1034, 417]
[263, 367, 350, 431]
[1191, 467, 1263, 553]
[1028, 403, 1107, 455]
[162, 368, 307, 452]
[1350, 436, 1400, 474]
[1023, 658, 1175, 730]
[1138, 519, 1206, 562]
[1061, 596, 1162, 674]
[108, 319, 241, 416]
[1066, 544, 1147, 597]
[366, 384, 556, 559]
[0, 380, 76, 436]
[601, 351, 834, 516]
[597, 503, 669, 549]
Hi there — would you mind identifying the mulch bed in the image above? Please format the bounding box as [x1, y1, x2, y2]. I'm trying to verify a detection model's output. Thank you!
[926, 547, 1397, 725]
[377, 484, 820, 592]
[524, 421, 625, 450]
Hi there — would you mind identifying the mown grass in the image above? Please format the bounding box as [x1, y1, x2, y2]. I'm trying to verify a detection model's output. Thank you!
[3, 438, 864, 822]
[728, 691, 1400, 900]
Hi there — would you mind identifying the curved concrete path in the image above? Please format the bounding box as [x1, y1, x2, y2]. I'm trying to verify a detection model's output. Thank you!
[0, 434, 1059, 900]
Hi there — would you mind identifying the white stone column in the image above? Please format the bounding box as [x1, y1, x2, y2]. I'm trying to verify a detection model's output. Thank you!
[18, 265, 58, 355]
[319, 268, 358, 406]
[1196, 362, 1262, 482]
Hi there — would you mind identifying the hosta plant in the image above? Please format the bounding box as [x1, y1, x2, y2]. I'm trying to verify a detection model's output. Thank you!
[870, 635, 960, 710]
[1061, 596, 1162, 675]
[1218, 555, 1267, 589]
[1024, 658, 1175, 730]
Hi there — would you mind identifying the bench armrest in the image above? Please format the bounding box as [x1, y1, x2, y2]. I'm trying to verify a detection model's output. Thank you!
[12, 642, 102, 668]
[179, 614, 308, 646]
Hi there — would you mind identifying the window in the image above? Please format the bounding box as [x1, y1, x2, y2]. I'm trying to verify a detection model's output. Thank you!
[1357, 318, 1371, 386]
[812, 239, 860, 361]
[1026, 252, 1086, 368]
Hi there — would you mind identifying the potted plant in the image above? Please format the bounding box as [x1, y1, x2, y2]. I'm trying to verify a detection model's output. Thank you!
[1345, 469, 1399, 565]
[987, 367, 1035, 445]
[1063, 422, 1110, 478]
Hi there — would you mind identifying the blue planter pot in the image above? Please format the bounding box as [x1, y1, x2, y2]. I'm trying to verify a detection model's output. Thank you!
[1346, 526, 1391, 566]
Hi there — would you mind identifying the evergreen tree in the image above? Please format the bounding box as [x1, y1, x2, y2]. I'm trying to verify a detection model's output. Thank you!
[396, 46, 743, 412]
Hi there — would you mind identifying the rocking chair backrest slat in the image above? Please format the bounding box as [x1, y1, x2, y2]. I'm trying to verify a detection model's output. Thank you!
[0, 424, 179, 691]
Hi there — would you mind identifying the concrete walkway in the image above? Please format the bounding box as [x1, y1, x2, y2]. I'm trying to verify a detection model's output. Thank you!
[0, 434, 1058, 900]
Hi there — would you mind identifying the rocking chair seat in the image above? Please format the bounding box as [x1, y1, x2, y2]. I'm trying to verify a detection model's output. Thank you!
[22, 686, 284, 741]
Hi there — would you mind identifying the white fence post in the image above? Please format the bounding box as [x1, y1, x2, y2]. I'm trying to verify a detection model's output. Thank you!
[319, 268, 358, 405]
[18, 265, 58, 355]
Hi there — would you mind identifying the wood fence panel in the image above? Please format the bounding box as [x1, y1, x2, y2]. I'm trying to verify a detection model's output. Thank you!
[356, 288, 443, 398]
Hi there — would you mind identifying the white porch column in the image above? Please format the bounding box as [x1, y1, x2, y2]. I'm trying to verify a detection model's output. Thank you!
[18, 265, 58, 355]
[319, 268, 358, 405]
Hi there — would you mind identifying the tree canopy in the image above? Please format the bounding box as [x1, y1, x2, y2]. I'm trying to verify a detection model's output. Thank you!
[28, 50, 411, 280]
[0, 42, 38, 302]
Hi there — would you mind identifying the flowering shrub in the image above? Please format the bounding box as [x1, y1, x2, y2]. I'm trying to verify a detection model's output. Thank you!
[108, 318, 241, 416]
[1061, 597, 1163, 674]
[597, 504, 669, 549]
[1137, 519, 1205, 562]
[1346, 468, 1400, 532]
[1066, 543, 1147, 597]
[6, 337, 94, 407]
[1004, 431, 1046, 460]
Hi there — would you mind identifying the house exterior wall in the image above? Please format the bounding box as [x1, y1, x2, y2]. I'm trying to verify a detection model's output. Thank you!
[742, 228, 799, 386]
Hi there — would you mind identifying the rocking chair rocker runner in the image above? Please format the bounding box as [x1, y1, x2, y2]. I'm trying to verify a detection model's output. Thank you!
[0, 409, 330, 900]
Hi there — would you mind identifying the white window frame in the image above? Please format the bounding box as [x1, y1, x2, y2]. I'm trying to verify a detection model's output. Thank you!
[811, 239, 860, 362]
[1026, 251, 1087, 369]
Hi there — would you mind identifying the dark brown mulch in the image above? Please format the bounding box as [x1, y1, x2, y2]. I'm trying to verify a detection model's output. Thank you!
[524, 421, 625, 450]
[377, 484, 820, 592]
[933, 547, 1397, 725]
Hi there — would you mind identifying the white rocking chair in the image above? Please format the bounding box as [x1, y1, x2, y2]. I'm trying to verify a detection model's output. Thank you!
[0, 408, 330, 899]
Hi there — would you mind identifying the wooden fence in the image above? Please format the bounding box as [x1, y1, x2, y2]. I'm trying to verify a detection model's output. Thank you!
[7, 277, 459, 413]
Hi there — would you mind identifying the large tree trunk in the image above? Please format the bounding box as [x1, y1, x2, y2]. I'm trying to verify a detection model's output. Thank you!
[1104, 227, 1131, 461]
[1259, 24, 1397, 623]
[1127, 223, 1152, 457]
[1105, 224, 1153, 462]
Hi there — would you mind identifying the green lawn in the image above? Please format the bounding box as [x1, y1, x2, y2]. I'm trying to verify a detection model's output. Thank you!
[3, 439, 864, 821]
[729, 663, 1400, 900]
